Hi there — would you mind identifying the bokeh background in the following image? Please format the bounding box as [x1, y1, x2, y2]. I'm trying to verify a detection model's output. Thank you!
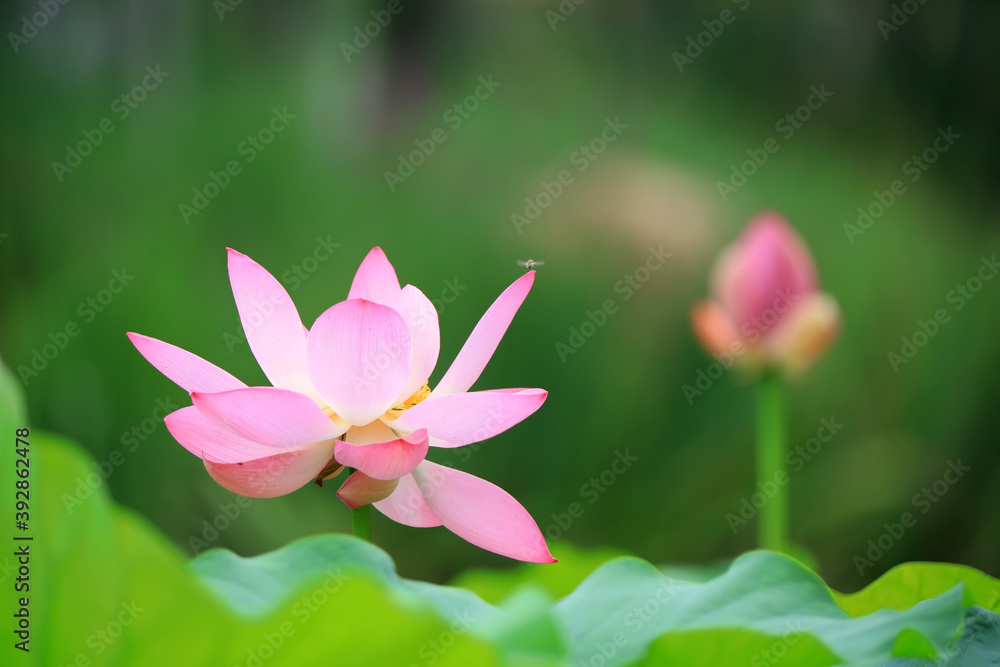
[2, 0, 998, 591]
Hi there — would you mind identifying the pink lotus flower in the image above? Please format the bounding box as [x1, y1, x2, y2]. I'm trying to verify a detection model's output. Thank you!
[128, 247, 554, 563]
[692, 212, 840, 373]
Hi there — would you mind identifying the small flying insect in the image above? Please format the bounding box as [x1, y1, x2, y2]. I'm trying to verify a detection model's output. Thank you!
[517, 259, 545, 270]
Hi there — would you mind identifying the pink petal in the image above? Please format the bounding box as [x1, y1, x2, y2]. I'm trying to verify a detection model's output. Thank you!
[764, 292, 841, 373]
[691, 301, 743, 356]
[204, 441, 336, 498]
[392, 388, 547, 447]
[307, 299, 412, 426]
[712, 213, 818, 330]
[127, 333, 245, 393]
[191, 387, 345, 449]
[395, 285, 440, 401]
[334, 429, 429, 481]
[336, 471, 399, 509]
[165, 406, 289, 464]
[373, 473, 442, 527]
[433, 272, 535, 396]
[347, 247, 402, 307]
[411, 461, 555, 563]
[228, 249, 313, 395]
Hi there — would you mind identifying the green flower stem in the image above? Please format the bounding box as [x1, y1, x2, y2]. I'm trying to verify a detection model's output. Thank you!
[352, 505, 372, 542]
[756, 371, 787, 553]
[343, 466, 372, 542]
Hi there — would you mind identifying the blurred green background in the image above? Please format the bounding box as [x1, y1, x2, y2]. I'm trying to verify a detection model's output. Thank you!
[2, 0, 998, 591]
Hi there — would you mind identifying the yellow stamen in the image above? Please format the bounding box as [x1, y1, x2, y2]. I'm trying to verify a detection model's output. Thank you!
[381, 383, 431, 421]
[322, 406, 349, 429]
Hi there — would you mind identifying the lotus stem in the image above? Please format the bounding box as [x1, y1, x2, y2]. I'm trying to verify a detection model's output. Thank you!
[756, 371, 787, 553]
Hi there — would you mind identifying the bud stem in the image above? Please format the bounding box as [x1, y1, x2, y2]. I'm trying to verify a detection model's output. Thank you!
[345, 466, 373, 542]
[352, 504, 372, 542]
[756, 371, 787, 552]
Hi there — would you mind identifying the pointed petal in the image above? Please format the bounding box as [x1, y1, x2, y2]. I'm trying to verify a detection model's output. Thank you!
[711, 213, 818, 330]
[127, 333, 245, 393]
[228, 248, 312, 394]
[192, 387, 344, 449]
[336, 471, 399, 509]
[165, 406, 281, 463]
[393, 388, 547, 447]
[348, 247, 401, 307]
[412, 461, 555, 563]
[334, 429, 428, 481]
[395, 285, 440, 401]
[373, 473, 442, 527]
[433, 272, 534, 396]
[307, 299, 412, 426]
[204, 441, 335, 498]
[765, 292, 841, 373]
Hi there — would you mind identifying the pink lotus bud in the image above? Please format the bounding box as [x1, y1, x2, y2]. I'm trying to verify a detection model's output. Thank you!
[692, 212, 840, 373]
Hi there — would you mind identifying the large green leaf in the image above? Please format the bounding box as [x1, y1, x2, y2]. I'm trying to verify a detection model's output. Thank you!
[640, 627, 842, 666]
[189, 533, 561, 665]
[554, 553, 979, 666]
[191, 532, 498, 624]
[834, 561, 1000, 616]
